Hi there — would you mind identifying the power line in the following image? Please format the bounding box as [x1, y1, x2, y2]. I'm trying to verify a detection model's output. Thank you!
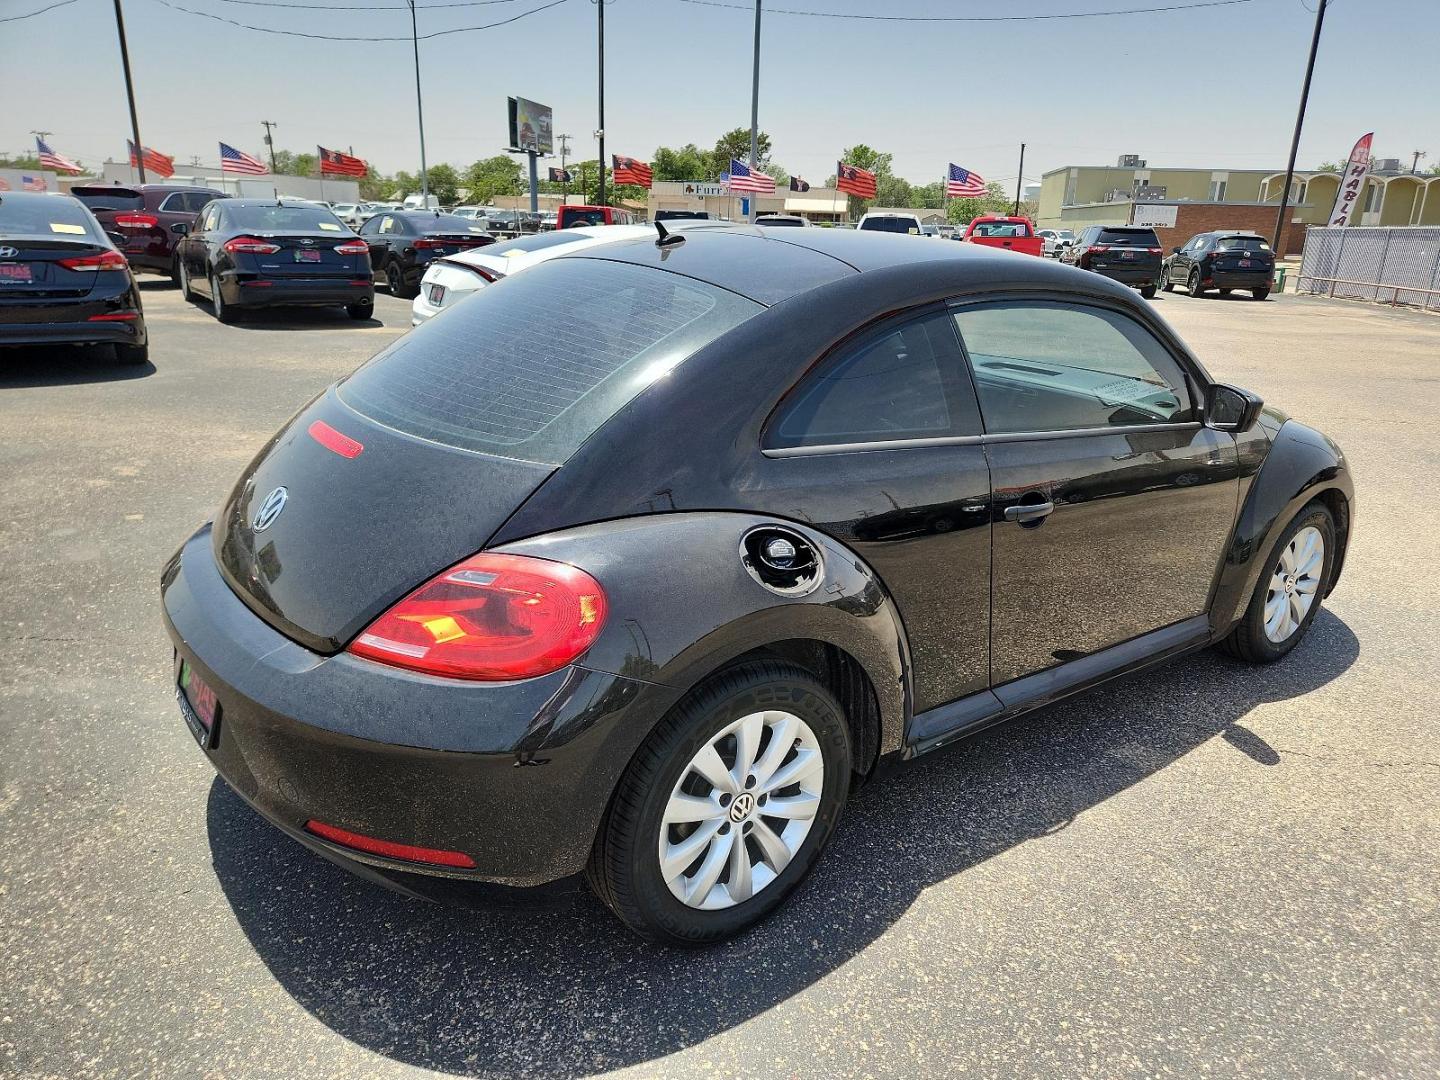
[216, 0, 525, 10]
[1, 0, 79, 23]
[147, 0, 568, 39]
[677, 0, 1264, 21]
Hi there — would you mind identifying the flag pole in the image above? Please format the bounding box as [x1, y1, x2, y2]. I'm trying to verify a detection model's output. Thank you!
[1274, 0, 1327, 252]
[747, 0, 762, 223]
[111, 0, 146, 183]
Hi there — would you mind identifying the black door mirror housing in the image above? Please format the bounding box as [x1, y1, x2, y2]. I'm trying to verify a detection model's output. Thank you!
[1171, 245, 1181, 254]
[1205, 383, 1264, 432]
[171, 222, 189, 235]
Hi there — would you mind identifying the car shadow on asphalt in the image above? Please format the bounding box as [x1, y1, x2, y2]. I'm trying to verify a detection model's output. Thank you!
[203, 302, 384, 331]
[0, 345, 155, 387]
[207, 610, 1358, 1079]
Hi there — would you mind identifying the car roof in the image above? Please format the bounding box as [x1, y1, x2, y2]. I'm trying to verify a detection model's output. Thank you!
[438, 224, 655, 272]
[557, 222, 1109, 307]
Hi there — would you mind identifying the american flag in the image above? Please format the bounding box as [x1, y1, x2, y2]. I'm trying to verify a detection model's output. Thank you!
[946, 163, 986, 198]
[835, 161, 876, 200]
[35, 136, 82, 175]
[220, 141, 268, 175]
[318, 146, 367, 177]
[128, 140, 175, 178]
[725, 158, 776, 194]
[612, 155, 653, 188]
[21, 175, 48, 192]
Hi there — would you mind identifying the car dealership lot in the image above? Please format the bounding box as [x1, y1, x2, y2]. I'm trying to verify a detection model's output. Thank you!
[2, 287, 1437, 1078]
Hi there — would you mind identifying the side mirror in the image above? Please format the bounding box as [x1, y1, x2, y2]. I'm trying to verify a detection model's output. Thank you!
[1171, 246, 1181, 254]
[1205, 383, 1264, 432]
[171, 222, 189, 235]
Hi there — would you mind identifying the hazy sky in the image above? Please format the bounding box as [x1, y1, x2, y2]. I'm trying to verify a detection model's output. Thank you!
[2, 0, 1435, 186]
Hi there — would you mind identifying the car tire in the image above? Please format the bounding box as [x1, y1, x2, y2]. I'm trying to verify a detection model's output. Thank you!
[170, 255, 184, 289]
[177, 258, 196, 303]
[1140, 284, 1157, 299]
[587, 660, 852, 946]
[211, 273, 240, 324]
[114, 342, 149, 366]
[345, 298, 373, 320]
[1218, 501, 1335, 664]
[1252, 288, 1271, 301]
[1188, 268, 1207, 297]
[1161, 268, 1176, 292]
[1220, 288, 1233, 295]
[388, 258, 410, 298]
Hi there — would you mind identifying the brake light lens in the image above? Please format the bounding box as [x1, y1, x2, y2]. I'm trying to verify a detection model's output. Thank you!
[333, 239, 368, 255]
[304, 819, 477, 869]
[223, 236, 281, 255]
[349, 552, 608, 680]
[413, 238, 447, 249]
[58, 250, 129, 272]
[113, 212, 159, 229]
[1089, 244, 1111, 254]
[1146, 247, 1162, 255]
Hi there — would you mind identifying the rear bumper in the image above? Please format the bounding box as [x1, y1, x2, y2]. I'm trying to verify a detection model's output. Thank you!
[1090, 264, 1161, 286]
[1206, 269, 1273, 289]
[221, 275, 373, 309]
[0, 317, 144, 348]
[160, 525, 668, 891]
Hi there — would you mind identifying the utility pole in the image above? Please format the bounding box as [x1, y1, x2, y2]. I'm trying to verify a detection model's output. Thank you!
[595, 0, 606, 206]
[30, 130, 54, 146]
[1411, 150, 1428, 175]
[111, 0, 146, 182]
[406, 0, 429, 202]
[260, 120, 279, 174]
[747, 0, 762, 222]
[1274, 0, 1327, 252]
[558, 133, 571, 204]
[1013, 143, 1026, 216]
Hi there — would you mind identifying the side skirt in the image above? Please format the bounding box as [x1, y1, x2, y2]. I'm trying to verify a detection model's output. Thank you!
[905, 616, 1212, 758]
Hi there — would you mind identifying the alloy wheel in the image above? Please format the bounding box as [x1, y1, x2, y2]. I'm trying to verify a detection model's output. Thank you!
[658, 709, 824, 910]
[1264, 525, 1324, 643]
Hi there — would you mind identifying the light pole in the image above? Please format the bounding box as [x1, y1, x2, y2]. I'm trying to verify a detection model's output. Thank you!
[111, 0, 146, 182]
[1013, 143, 1026, 216]
[406, 0, 429, 203]
[594, 0, 606, 206]
[747, 0, 762, 222]
[1273, 0, 1327, 252]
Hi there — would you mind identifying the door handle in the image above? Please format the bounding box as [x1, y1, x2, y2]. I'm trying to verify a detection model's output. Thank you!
[1003, 501, 1055, 524]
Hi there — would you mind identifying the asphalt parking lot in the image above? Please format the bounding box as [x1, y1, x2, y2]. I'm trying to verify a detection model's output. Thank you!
[2, 281, 1437, 1080]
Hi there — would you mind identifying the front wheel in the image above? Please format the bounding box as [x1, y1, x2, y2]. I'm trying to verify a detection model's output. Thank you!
[1219, 502, 1335, 663]
[588, 661, 852, 945]
[1161, 267, 1176, 292]
[177, 257, 196, 303]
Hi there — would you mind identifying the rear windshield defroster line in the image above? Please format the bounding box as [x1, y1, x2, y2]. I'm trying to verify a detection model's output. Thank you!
[338, 258, 761, 466]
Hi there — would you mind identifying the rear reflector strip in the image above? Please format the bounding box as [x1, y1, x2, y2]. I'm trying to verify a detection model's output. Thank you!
[87, 312, 139, 321]
[304, 819, 477, 868]
[308, 419, 363, 458]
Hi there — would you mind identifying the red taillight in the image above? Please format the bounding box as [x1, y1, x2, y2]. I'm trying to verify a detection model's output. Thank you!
[114, 212, 159, 230]
[304, 819, 477, 869]
[348, 552, 608, 681]
[413, 238, 446, 250]
[224, 236, 281, 255]
[1147, 247, 1162, 255]
[87, 311, 139, 321]
[1089, 244, 1110, 254]
[308, 419, 363, 458]
[59, 250, 129, 272]
[333, 239, 368, 255]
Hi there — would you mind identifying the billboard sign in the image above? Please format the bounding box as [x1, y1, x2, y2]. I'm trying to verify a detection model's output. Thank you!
[507, 97, 553, 155]
[1327, 132, 1374, 227]
[682, 182, 727, 197]
[1131, 204, 1177, 228]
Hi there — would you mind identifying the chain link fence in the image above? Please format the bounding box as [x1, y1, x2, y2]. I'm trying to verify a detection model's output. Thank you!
[1296, 226, 1440, 312]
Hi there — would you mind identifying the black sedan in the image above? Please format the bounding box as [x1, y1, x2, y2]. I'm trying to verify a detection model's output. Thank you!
[1162, 231, 1276, 299]
[174, 200, 373, 323]
[1060, 224, 1165, 298]
[162, 228, 1353, 944]
[0, 190, 148, 364]
[356, 210, 495, 298]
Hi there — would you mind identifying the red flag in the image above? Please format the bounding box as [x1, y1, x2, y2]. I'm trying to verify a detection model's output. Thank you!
[612, 155, 653, 188]
[128, 140, 175, 179]
[318, 146, 368, 177]
[836, 160, 876, 200]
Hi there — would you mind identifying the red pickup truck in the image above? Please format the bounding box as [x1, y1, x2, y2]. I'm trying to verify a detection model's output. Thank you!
[960, 215, 1045, 257]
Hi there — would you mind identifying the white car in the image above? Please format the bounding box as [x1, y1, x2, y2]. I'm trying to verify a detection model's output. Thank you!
[411, 224, 655, 325]
[331, 202, 363, 226]
[1039, 229, 1077, 257]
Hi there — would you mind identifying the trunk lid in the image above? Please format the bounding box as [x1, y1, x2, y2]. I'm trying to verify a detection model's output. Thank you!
[213, 389, 553, 654]
[0, 238, 107, 304]
[233, 231, 366, 279]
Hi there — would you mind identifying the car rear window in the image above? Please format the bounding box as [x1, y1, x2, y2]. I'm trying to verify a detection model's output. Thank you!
[411, 214, 484, 234]
[1214, 236, 1271, 252]
[338, 258, 761, 465]
[859, 217, 920, 234]
[227, 204, 348, 231]
[1097, 228, 1160, 246]
[71, 187, 144, 213]
[755, 217, 804, 227]
[0, 194, 105, 240]
[970, 221, 1032, 237]
[561, 209, 609, 227]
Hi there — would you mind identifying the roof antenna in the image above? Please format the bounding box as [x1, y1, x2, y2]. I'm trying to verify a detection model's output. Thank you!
[654, 220, 684, 248]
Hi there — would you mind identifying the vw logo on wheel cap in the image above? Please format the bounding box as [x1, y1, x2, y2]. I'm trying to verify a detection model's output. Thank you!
[728, 791, 756, 823]
[251, 486, 289, 531]
[0, 246, 19, 259]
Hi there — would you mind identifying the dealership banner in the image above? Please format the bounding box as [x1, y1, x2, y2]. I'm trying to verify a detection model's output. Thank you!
[1327, 132, 1374, 227]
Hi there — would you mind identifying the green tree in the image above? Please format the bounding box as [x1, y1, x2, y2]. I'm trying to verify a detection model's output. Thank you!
[271, 149, 318, 178]
[829, 144, 896, 218]
[424, 163, 461, 205]
[462, 154, 522, 204]
[1314, 161, 1343, 173]
[945, 181, 1013, 225]
[652, 143, 710, 182]
[912, 180, 946, 210]
[708, 127, 774, 178]
[0, 153, 45, 171]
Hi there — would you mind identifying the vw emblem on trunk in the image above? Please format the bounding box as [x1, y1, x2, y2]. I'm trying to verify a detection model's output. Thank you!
[252, 486, 288, 531]
[0, 247, 19, 259]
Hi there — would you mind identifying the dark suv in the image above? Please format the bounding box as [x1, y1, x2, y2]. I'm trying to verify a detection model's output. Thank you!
[1060, 225, 1163, 298]
[1162, 232, 1275, 300]
[70, 184, 226, 283]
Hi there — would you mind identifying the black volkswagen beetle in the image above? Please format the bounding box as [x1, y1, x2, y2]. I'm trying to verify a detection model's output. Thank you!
[162, 225, 1353, 944]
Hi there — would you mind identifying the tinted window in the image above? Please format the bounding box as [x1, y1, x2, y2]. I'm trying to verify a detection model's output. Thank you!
[859, 217, 919, 234]
[561, 209, 609, 227]
[768, 311, 981, 450]
[0, 194, 105, 240]
[71, 187, 143, 212]
[339, 259, 760, 464]
[954, 301, 1193, 434]
[158, 191, 213, 213]
[410, 214, 482, 234]
[971, 221, 1031, 237]
[226, 204, 347, 232]
[654, 210, 709, 221]
[1097, 228, 1160, 246]
[754, 217, 804, 227]
[1214, 236, 1270, 252]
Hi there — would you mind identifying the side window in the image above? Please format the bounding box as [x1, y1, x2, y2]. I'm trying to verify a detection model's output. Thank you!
[158, 192, 184, 213]
[358, 216, 379, 235]
[202, 204, 221, 232]
[1189, 235, 1208, 252]
[766, 311, 982, 450]
[953, 300, 1195, 435]
[378, 216, 395, 234]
